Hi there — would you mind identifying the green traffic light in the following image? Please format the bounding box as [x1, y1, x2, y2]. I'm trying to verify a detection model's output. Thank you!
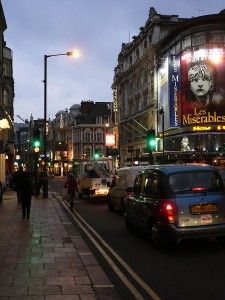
[149, 139, 156, 147]
[94, 153, 100, 158]
[33, 140, 41, 147]
[147, 129, 156, 151]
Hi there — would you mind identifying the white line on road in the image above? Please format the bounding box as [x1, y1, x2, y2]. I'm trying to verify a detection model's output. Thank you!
[60, 197, 161, 300]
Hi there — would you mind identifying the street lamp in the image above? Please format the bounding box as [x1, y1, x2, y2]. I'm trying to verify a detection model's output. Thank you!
[43, 51, 76, 198]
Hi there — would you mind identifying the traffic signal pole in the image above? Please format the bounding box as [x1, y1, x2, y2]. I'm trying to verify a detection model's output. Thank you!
[147, 129, 156, 164]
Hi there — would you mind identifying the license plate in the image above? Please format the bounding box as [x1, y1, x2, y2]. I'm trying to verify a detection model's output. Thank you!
[191, 203, 217, 214]
[200, 214, 212, 224]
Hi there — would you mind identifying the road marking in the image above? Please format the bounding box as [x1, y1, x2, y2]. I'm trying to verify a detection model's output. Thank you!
[60, 198, 161, 300]
[93, 284, 114, 288]
[61, 201, 145, 300]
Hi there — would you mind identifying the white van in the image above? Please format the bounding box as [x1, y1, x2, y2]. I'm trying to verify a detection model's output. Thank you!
[107, 165, 148, 213]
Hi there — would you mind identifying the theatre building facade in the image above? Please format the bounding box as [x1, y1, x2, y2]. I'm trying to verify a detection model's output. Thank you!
[155, 9, 225, 162]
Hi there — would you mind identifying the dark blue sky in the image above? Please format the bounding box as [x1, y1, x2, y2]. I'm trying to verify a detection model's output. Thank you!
[2, 0, 225, 121]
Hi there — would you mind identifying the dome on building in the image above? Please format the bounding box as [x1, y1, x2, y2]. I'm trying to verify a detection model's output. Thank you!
[70, 104, 81, 111]
[55, 110, 67, 116]
[70, 104, 81, 116]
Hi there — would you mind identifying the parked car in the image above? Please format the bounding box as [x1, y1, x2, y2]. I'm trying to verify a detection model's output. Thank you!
[107, 165, 148, 213]
[125, 164, 225, 247]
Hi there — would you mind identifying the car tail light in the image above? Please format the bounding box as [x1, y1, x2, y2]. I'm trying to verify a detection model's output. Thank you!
[161, 200, 177, 223]
[192, 187, 206, 192]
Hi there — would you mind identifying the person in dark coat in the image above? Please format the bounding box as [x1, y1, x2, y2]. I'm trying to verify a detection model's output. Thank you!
[19, 166, 34, 219]
[13, 165, 24, 204]
[64, 173, 78, 211]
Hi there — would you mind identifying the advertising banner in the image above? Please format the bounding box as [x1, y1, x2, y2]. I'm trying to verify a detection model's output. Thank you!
[105, 133, 115, 146]
[180, 48, 225, 127]
[169, 54, 181, 128]
[158, 57, 169, 131]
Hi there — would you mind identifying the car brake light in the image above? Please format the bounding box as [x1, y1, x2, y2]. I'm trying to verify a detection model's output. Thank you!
[161, 200, 177, 223]
[192, 187, 206, 192]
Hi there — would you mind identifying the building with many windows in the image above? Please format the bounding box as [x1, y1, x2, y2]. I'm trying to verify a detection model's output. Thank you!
[48, 100, 114, 175]
[112, 7, 188, 166]
[0, 1, 14, 185]
[113, 7, 225, 165]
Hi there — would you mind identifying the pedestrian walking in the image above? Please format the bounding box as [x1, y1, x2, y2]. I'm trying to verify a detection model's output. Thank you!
[13, 165, 24, 204]
[18, 166, 34, 219]
[64, 173, 78, 211]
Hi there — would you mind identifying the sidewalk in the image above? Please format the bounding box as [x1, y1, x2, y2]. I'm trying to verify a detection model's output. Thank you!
[0, 190, 122, 300]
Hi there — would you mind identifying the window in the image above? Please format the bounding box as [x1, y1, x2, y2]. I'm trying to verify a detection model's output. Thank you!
[168, 171, 223, 193]
[133, 174, 142, 195]
[3, 90, 8, 106]
[175, 41, 181, 54]
[136, 48, 140, 60]
[192, 32, 206, 47]
[144, 40, 147, 49]
[96, 116, 102, 124]
[143, 70, 148, 83]
[142, 173, 160, 195]
[129, 55, 133, 67]
[96, 132, 102, 142]
[85, 131, 91, 142]
[149, 34, 152, 44]
[209, 30, 223, 43]
[182, 35, 191, 50]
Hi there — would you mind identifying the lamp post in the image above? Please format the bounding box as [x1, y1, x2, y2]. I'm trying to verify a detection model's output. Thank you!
[43, 51, 74, 198]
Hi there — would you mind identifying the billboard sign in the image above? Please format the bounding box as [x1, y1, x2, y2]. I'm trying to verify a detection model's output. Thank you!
[105, 133, 115, 146]
[169, 54, 181, 128]
[158, 57, 169, 131]
[180, 48, 225, 127]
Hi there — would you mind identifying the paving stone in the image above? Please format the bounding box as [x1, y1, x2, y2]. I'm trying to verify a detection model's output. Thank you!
[79, 253, 99, 266]
[0, 286, 28, 297]
[75, 276, 91, 285]
[86, 266, 112, 286]
[61, 284, 95, 295]
[28, 285, 61, 296]
[45, 276, 75, 285]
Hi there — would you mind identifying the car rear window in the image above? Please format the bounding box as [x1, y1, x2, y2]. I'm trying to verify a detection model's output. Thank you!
[168, 171, 224, 193]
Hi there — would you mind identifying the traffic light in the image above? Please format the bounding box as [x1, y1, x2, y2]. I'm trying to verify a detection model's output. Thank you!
[94, 149, 103, 159]
[32, 128, 41, 152]
[147, 129, 156, 152]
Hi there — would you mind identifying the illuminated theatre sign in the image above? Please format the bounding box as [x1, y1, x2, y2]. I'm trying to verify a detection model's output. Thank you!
[180, 48, 225, 127]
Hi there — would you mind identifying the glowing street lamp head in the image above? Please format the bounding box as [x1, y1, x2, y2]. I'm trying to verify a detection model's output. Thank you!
[67, 49, 81, 58]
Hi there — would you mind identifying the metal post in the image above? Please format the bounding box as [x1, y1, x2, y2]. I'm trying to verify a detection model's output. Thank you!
[42, 55, 48, 198]
[159, 107, 165, 163]
[162, 111, 165, 159]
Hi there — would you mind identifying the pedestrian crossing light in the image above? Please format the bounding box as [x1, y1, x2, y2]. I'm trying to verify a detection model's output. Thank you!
[147, 129, 156, 152]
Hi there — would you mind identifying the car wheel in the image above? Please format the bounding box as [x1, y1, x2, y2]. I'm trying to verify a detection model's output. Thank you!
[149, 223, 176, 249]
[107, 196, 115, 212]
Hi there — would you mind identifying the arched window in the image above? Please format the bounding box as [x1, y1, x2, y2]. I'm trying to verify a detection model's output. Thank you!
[136, 48, 140, 60]
[129, 55, 133, 67]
